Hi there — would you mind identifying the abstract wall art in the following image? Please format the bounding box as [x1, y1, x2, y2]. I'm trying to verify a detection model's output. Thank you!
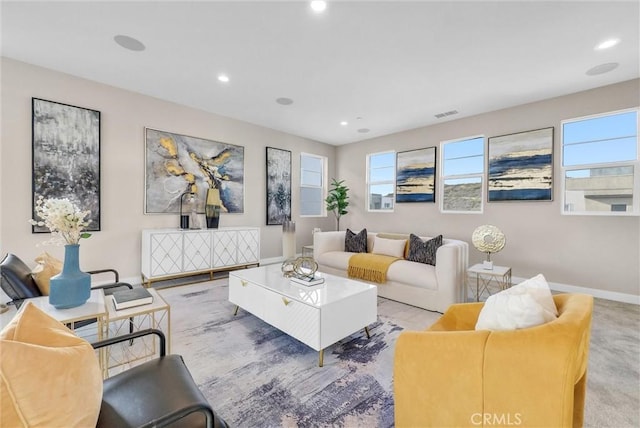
[32, 98, 101, 232]
[396, 147, 437, 203]
[488, 127, 554, 202]
[266, 147, 292, 225]
[145, 128, 244, 214]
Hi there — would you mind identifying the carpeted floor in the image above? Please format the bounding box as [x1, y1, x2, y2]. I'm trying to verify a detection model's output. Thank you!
[159, 279, 640, 428]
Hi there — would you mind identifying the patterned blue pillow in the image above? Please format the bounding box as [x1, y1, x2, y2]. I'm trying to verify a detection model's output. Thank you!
[345, 228, 368, 253]
[407, 234, 443, 265]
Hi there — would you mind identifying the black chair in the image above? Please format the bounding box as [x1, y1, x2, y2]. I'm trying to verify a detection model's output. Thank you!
[92, 329, 228, 428]
[0, 253, 133, 329]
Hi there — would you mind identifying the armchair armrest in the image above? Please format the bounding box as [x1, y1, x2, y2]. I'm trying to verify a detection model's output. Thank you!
[87, 268, 120, 283]
[92, 328, 166, 356]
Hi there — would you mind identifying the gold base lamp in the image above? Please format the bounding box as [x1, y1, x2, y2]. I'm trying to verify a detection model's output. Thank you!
[472, 225, 506, 270]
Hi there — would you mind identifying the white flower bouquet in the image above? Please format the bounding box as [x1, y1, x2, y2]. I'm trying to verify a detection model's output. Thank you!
[29, 196, 92, 245]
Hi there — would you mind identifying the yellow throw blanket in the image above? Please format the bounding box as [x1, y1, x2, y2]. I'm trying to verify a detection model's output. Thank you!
[348, 253, 400, 284]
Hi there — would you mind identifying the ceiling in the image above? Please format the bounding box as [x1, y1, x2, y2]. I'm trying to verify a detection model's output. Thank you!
[2, 1, 639, 145]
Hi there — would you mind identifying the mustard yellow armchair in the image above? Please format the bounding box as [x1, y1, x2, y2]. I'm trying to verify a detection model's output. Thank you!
[394, 293, 594, 428]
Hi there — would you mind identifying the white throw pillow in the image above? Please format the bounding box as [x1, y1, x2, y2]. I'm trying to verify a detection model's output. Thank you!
[372, 236, 406, 258]
[475, 274, 558, 331]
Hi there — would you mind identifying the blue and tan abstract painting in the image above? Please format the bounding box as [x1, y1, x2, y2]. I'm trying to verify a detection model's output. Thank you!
[396, 147, 436, 203]
[488, 127, 553, 201]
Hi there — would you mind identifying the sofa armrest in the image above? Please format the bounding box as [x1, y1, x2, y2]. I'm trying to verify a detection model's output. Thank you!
[394, 330, 490, 427]
[313, 231, 346, 258]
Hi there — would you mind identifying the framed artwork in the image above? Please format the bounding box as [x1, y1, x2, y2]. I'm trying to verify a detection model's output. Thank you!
[32, 98, 101, 232]
[144, 128, 244, 214]
[266, 147, 292, 225]
[488, 127, 554, 202]
[396, 147, 437, 203]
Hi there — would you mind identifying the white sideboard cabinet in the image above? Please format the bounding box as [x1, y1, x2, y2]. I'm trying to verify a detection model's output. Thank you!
[141, 227, 260, 286]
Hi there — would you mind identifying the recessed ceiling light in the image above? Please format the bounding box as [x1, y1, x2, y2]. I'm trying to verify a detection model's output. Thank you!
[276, 97, 294, 105]
[114, 34, 145, 51]
[357, 128, 370, 133]
[217, 74, 230, 83]
[586, 62, 619, 76]
[340, 121, 348, 126]
[310, 1, 327, 13]
[595, 38, 620, 50]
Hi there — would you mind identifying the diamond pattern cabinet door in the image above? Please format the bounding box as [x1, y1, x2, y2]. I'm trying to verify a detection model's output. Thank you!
[212, 230, 238, 267]
[183, 231, 212, 272]
[149, 232, 183, 277]
[236, 228, 260, 265]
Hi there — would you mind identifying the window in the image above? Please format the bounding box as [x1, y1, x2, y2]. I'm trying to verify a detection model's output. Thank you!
[562, 109, 639, 215]
[440, 136, 485, 213]
[367, 151, 395, 211]
[300, 153, 326, 216]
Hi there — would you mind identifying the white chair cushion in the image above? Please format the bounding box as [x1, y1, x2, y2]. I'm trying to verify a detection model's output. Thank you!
[475, 274, 558, 331]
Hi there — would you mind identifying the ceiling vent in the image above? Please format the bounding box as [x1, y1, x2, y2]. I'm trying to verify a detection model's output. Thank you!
[434, 110, 459, 119]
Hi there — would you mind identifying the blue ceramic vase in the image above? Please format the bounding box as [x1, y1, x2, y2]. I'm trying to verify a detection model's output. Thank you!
[49, 244, 91, 309]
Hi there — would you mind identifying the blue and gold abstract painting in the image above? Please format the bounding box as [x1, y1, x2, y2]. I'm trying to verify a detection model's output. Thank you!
[396, 147, 436, 203]
[488, 127, 553, 202]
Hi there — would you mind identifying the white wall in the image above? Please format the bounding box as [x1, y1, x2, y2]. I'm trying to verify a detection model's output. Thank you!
[2, 57, 638, 299]
[336, 79, 640, 299]
[0, 58, 337, 283]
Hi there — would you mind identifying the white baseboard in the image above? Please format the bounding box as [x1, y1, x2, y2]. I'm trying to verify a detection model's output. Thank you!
[511, 275, 640, 305]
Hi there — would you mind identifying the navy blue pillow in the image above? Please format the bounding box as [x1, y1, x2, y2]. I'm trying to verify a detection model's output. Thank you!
[407, 234, 443, 265]
[345, 228, 367, 253]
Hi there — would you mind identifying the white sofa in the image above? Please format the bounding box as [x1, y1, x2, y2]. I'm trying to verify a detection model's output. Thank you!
[313, 231, 469, 313]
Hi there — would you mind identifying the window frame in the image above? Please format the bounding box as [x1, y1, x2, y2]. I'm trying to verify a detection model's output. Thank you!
[560, 108, 640, 216]
[366, 150, 396, 212]
[439, 135, 485, 214]
[299, 152, 327, 217]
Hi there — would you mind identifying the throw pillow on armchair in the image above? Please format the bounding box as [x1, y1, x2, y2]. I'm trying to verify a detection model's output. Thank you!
[31, 252, 62, 295]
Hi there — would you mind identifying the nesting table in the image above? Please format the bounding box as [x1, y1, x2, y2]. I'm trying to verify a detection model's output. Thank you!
[467, 263, 512, 302]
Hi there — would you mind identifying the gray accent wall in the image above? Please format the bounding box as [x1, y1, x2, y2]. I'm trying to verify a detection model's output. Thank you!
[335, 79, 640, 299]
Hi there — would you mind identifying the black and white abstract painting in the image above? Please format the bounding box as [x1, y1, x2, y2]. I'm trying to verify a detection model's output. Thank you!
[145, 128, 244, 214]
[32, 98, 101, 232]
[266, 147, 291, 225]
[488, 127, 553, 202]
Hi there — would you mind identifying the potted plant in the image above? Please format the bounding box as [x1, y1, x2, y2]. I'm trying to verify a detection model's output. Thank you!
[325, 178, 349, 230]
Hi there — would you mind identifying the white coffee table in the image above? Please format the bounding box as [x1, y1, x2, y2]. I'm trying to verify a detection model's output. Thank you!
[229, 264, 377, 366]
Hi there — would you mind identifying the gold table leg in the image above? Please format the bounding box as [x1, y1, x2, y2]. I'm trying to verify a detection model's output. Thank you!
[319, 349, 324, 367]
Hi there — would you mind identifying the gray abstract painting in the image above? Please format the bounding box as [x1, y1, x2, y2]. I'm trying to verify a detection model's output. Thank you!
[32, 98, 101, 232]
[266, 147, 291, 225]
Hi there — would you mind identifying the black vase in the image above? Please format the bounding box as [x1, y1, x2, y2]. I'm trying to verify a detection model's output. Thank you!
[206, 204, 220, 229]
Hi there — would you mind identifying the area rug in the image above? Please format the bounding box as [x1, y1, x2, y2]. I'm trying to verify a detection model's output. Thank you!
[159, 279, 417, 428]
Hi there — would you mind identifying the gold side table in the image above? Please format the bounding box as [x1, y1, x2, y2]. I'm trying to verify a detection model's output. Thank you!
[104, 288, 171, 377]
[467, 264, 512, 302]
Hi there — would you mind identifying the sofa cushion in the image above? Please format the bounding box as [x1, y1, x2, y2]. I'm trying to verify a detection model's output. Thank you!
[372, 236, 406, 258]
[377, 233, 410, 258]
[475, 274, 558, 331]
[387, 260, 438, 290]
[0, 302, 103, 427]
[315, 251, 353, 271]
[407, 234, 443, 265]
[345, 228, 367, 253]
